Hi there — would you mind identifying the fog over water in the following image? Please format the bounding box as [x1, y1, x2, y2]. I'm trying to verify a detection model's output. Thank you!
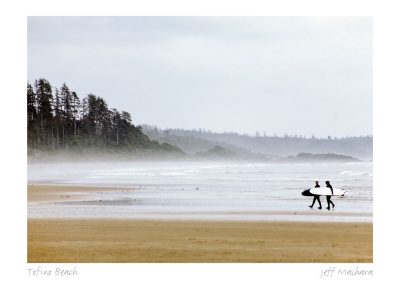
[28, 160, 372, 222]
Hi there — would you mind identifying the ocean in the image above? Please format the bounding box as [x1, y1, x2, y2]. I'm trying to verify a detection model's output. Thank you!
[28, 160, 373, 222]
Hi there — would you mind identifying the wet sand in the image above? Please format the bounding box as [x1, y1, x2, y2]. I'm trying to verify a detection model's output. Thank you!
[27, 184, 373, 262]
[28, 184, 133, 202]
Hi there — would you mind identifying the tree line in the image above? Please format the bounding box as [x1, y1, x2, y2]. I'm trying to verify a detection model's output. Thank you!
[27, 78, 181, 154]
[142, 125, 373, 159]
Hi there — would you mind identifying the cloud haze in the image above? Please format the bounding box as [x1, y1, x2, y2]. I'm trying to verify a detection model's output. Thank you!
[28, 16, 372, 137]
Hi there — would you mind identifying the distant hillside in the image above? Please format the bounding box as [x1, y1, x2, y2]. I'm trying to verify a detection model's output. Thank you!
[196, 145, 237, 158]
[142, 126, 372, 160]
[195, 145, 274, 161]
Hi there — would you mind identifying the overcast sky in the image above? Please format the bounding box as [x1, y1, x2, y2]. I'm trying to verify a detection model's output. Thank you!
[28, 17, 372, 137]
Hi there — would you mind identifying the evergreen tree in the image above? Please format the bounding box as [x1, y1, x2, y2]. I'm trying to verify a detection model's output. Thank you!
[111, 108, 121, 144]
[27, 83, 37, 122]
[60, 83, 73, 146]
[71, 91, 80, 137]
[34, 78, 54, 146]
[53, 88, 62, 148]
[27, 83, 37, 147]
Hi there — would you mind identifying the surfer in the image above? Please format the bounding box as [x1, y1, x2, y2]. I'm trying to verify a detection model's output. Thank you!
[309, 181, 322, 209]
[325, 181, 335, 210]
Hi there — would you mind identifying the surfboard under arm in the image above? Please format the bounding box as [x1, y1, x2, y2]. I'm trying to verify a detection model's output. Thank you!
[308, 187, 346, 196]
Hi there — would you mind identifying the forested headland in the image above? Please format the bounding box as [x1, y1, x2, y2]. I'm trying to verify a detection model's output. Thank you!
[27, 78, 372, 162]
[27, 78, 183, 160]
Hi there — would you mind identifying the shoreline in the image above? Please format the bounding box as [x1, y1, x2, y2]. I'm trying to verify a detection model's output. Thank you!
[28, 184, 372, 222]
[27, 183, 373, 262]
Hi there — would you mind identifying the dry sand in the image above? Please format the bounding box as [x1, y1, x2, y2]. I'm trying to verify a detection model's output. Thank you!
[28, 219, 372, 263]
[27, 184, 373, 263]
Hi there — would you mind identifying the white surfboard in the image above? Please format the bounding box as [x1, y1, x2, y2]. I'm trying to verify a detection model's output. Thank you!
[309, 187, 346, 196]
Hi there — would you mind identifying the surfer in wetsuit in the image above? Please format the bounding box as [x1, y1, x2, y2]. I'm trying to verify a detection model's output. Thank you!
[325, 181, 335, 210]
[309, 181, 322, 209]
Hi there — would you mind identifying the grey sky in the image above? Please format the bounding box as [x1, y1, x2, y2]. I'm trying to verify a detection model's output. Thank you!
[28, 17, 372, 137]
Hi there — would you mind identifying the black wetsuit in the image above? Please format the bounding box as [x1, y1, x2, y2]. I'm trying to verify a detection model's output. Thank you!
[326, 184, 335, 210]
[310, 184, 322, 209]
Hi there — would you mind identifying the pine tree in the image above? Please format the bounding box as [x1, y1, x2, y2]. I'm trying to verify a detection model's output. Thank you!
[71, 91, 80, 137]
[60, 83, 73, 147]
[53, 88, 62, 148]
[27, 83, 37, 147]
[34, 78, 54, 146]
[86, 94, 98, 142]
[111, 109, 121, 144]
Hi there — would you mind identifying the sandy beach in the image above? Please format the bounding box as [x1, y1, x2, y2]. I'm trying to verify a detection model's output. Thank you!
[28, 184, 372, 263]
[27, 184, 132, 202]
[28, 218, 372, 263]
